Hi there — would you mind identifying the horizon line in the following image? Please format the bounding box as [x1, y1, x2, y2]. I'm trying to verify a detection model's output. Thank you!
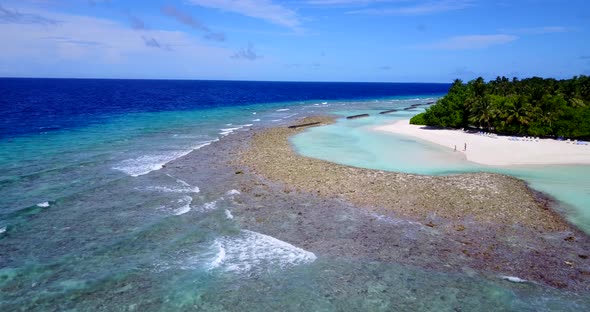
[0, 76, 455, 84]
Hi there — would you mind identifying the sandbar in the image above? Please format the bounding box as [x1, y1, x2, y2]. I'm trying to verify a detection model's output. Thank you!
[232, 116, 590, 290]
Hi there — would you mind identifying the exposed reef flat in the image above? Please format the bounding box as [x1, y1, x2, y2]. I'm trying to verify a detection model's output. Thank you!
[238, 116, 566, 230]
[230, 116, 590, 291]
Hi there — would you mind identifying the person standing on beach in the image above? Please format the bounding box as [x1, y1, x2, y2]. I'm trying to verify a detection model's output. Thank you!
[454, 145, 457, 152]
[464, 143, 467, 151]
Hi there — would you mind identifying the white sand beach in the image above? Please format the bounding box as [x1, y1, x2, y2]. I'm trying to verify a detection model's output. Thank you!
[375, 120, 590, 166]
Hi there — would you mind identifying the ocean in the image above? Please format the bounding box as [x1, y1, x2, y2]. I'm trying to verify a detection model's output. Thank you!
[1, 78, 588, 311]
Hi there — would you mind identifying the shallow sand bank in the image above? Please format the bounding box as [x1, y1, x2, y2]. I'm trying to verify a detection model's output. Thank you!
[375, 120, 590, 166]
[232, 116, 590, 290]
[237, 116, 567, 230]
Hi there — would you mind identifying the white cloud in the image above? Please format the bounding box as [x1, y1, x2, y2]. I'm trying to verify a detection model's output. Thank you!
[188, 0, 301, 32]
[347, 0, 473, 15]
[0, 4, 234, 77]
[419, 34, 518, 50]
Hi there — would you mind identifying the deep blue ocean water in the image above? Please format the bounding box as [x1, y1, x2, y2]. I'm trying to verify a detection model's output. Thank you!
[1, 79, 589, 311]
[0, 78, 449, 138]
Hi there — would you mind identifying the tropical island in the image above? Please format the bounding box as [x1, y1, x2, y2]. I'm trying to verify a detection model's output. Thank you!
[410, 76, 590, 139]
[234, 115, 590, 292]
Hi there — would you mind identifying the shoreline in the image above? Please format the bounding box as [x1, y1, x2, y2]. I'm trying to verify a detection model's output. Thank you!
[375, 120, 590, 166]
[232, 115, 590, 291]
[237, 116, 568, 230]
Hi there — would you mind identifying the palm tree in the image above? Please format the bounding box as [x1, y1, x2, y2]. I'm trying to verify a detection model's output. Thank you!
[534, 94, 567, 130]
[472, 77, 486, 98]
[502, 96, 532, 132]
[469, 95, 497, 131]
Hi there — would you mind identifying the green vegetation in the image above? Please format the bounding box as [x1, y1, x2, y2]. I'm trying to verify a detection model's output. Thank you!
[411, 76, 590, 139]
[409, 112, 426, 125]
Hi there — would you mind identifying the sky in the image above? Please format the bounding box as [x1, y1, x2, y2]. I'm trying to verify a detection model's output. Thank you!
[0, 0, 589, 82]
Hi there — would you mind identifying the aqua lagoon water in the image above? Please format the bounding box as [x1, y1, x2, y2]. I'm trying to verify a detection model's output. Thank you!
[291, 108, 590, 234]
[1, 79, 588, 310]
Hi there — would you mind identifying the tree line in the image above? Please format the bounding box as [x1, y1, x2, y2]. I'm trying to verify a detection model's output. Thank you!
[410, 76, 590, 139]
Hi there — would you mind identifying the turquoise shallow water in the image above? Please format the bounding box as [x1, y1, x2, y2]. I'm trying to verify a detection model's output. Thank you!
[2, 95, 589, 310]
[292, 107, 590, 234]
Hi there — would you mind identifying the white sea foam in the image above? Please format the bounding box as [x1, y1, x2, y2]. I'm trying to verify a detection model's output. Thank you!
[225, 209, 234, 220]
[220, 127, 241, 136]
[271, 119, 281, 122]
[500, 275, 527, 283]
[144, 185, 200, 193]
[209, 240, 226, 269]
[226, 189, 241, 196]
[252, 119, 261, 122]
[210, 230, 316, 274]
[176, 180, 200, 192]
[276, 108, 290, 112]
[219, 124, 252, 136]
[146, 176, 200, 193]
[322, 102, 327, 105]
[36, 202, 50, 208]
[174, 177, 189, 186]
[173, 196, 192, 215]
[0, 227, 6, 234]
[201, 200, 218, 212]
[114, 154, 183, 176]
[252, 112, 257, 115]
[113, 141, 213, 177]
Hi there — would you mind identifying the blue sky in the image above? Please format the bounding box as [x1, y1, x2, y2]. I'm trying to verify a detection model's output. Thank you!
[0, 0, 589, 82]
